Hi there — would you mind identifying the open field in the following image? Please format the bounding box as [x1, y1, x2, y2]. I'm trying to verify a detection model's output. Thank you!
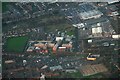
[6, 36, 28, 53]
[2, 2, 9, 12]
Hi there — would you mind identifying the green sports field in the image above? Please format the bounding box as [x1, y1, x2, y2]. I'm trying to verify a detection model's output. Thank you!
[2, 2, 9, 12]
[6, 36, 28, 53]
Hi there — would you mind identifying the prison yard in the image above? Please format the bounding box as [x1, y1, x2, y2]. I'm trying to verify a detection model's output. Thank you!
[5, 36, 28, 53]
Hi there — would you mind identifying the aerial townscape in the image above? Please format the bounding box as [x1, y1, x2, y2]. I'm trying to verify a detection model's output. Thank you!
[1, 1, 120, 80]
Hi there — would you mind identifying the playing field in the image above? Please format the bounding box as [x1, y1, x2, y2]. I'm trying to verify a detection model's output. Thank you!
[2, 2, 9, 12]
[6, 36, 28, 53]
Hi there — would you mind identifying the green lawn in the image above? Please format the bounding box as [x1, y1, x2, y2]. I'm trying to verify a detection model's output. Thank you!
[67, 71, 82, 78]
[2, 2, 9, 13]
[45, 23, 73, 33]
[67, 30, 74, 36]
[6, 36, 28, 53]
[83, 73, 104, 78]
[60, 71, 83, 78]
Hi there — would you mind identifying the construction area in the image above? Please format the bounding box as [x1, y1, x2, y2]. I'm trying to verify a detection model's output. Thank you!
[79, 64, 108, 76]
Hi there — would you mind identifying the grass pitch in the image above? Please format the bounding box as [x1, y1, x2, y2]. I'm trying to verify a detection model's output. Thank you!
[6, 36, 28, 53]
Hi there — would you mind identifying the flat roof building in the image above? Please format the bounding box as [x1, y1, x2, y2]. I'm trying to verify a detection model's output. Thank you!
[78, 3, 103, 20]
[50, 65, 63, 71]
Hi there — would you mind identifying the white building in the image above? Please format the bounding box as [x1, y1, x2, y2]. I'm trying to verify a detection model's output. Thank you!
[50, 65, 63, 71]
[55, 37, 64, 41]
[112, 34, 120, 39]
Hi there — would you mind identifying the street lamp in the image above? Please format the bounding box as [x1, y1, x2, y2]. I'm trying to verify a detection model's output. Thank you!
[23, 60, 27, 78]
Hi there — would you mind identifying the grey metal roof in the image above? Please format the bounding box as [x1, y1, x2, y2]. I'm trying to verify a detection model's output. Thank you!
[84, 17, 108, 26]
